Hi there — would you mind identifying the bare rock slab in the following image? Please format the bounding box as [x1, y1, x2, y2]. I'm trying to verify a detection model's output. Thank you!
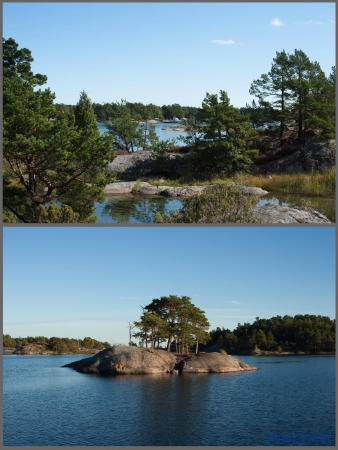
[104, 181, 150, 194]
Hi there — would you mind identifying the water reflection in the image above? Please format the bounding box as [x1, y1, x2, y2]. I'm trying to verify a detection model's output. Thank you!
[95, 195, 182, 223]
[133, 375, 210, 445]
[95, 192, 335, 223]
[105, 373, 241, 446]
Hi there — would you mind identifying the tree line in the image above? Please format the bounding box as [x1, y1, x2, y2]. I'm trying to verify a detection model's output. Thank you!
[204, 314, 335, 353]
[2, 334, 109, 354]
[55, 102, 198, 122]
[3, 314, 335, 354]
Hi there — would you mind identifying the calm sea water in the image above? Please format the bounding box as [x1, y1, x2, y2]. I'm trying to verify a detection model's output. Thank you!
[3, 354, 335, 446]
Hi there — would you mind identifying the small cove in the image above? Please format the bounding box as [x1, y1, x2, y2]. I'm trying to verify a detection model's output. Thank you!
[95, 192, 335, 223]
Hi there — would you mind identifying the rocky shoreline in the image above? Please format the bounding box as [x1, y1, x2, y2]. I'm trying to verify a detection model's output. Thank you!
[3, 344, 99, 355]
[62, 345, 257, 375]
[103, 181, 332, 223]
[249, 203, 331, 224]
[103, 180, 268, 197]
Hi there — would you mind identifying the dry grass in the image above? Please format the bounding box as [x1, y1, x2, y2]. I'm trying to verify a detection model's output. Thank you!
[139, 168, 335, 197]
[232, 169, 336, 197]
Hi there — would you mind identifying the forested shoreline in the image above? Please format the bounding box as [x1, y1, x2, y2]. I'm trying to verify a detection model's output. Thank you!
[3, 314, 335, 355]
[55, 101, 199, 123]
[201, 314, 335, 354]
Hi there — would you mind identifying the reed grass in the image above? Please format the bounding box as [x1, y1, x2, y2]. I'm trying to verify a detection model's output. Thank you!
[233, 169, 335, 197]
[140, 168, 335, 197]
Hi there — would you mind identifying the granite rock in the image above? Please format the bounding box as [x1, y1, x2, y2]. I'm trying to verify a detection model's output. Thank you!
[250, 203, 331, 223]
[63, 345, 257, 375]
[255, 142, 335, 175]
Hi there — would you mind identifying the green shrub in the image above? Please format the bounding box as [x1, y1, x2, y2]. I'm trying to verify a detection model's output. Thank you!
[154, 183, 261, 223]
[150, 139, 176, 176]
[131, 180, 140, 195]
[245, 148, 260, 163]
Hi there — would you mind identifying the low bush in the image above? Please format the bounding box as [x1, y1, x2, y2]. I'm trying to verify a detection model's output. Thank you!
[154, 183, 261, 223]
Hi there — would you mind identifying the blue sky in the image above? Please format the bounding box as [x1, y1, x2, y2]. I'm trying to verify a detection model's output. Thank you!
[3, 227, 335, 344]
[3, 2, 335, 108]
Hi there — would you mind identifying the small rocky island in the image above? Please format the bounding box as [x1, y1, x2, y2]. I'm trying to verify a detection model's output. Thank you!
[63, 345, 257, 375]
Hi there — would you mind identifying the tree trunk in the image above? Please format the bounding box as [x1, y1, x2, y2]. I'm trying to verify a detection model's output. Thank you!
[166, 337, 172, 352]
[298, 111, 303, 145]
[280, 86, 285, 139]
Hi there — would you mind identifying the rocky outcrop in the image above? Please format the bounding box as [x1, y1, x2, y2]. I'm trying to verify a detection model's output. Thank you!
[104, 181, 150, 194]
[250, 203, 331, 223]
[13, 344, 48, 355]
[104, 181, 268, 197]
[181, 353, 256, 373]
[107, 151, 153, 178]
[233, 184, 268, 196]
[107, 151, 183, 178]
[255, 142, 335, 175]
[107, 142, 336, 178]
[140, 185, 208, 197]
[62, 345, 257, 375]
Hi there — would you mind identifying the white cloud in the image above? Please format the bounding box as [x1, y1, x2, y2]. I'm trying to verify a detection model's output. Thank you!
[329, 19, 335, 24]
[226, 301, 242, 304]
[271, 18, 284, 27]
[212, 39, 235, 45]
[294, 20, 324, 25]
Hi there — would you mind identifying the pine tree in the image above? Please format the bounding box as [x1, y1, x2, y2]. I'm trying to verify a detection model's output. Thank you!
[249, 49, 335, 146]
[105, 100, 144, 153]
[74, 90, 98, 130]
[3, 38, 115, 222]
[250, 50, 292, 138]
[186, 90, 257, 177]
[134, 295, 210, 352]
